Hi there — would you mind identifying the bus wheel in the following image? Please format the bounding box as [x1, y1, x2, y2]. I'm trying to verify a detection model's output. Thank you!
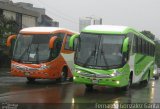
[69, 77, 73, 82]
[27, 77, 35, 83]
[85, 84, 93, 91]
[56, 68, 68, 82]
[141, 71, 150, 85]
[128, 74, 132, 88]
[145, 72, 150, 84]
[122, 75, 132, 91]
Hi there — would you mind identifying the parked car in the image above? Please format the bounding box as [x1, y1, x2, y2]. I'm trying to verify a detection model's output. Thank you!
[153, 64, 159, 80]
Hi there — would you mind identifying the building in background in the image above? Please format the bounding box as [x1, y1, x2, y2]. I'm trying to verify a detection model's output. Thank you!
[0, 0, 59, 29]
[79, 16, 102, 32]
[0, 0, 59, 67]
[15, 2, 59, 27]
[0, 0, 39, 30]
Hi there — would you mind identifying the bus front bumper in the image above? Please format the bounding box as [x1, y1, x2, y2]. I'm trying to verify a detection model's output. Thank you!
[11, 69, 58, 79]
[73, 75, 129, 87]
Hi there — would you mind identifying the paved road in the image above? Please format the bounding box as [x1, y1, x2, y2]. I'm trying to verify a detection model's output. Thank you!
[0, 72, 160, 109]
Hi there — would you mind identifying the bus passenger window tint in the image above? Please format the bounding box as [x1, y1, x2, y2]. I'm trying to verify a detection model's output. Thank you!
[65, 35, 71, 50]
[97, 35, 123, 67]
[51, 39, 62, 59]
[75, 33, 125, 69]
[54, 33, 65, 40]
[133, 34, 154, 56]
[13, 34, 51, 63]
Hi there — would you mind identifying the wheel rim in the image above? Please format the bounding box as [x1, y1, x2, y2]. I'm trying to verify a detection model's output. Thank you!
[61, 71, 67, 81]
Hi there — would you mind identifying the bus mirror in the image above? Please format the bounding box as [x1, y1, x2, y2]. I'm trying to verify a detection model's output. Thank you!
[122, 37, 129, 53]
[7, 35, 16, 47]
[49, 36, 58, 49]
[69, 34, 79, 49]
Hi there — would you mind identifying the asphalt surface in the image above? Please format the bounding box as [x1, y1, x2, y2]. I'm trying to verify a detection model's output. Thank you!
[0, 69, 160, 109]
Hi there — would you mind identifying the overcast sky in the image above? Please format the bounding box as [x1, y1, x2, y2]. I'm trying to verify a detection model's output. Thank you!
[12, 0, 160, 39]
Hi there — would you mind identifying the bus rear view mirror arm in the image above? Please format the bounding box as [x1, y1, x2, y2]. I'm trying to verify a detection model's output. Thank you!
[122, 37, 129, 53]
[69, 34, 79, 49]
[49, 36, 57, 49]
[7, 35, 16, 47]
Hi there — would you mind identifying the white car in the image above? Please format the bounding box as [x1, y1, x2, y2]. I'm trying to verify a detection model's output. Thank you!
[153, 64, 159, 80]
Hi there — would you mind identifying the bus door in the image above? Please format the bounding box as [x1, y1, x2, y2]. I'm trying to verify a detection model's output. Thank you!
[61, 33, 75, 73]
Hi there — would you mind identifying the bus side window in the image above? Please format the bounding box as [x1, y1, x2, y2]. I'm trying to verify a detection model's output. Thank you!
[64, 34, 77, 51]
[50, 39, 62, 60]
[144, 41, 147, 55]
[53, 33, 65, 51]
[149, 43, 151, 56]
[133, 35, 138, 53]
[153, 45, 155, 56]
[146, 42, 149, 55]
[142, 39, 145, 54]
[64, 34, 71, 50]
[54, 33, 65, 41]
[127, 33, 134, 54]
[152, 44, 155, 56]
[138, 37, 142, 53]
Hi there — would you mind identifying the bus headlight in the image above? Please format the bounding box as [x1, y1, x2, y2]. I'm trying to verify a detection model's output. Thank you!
[75, 68, 81, 74]
[73, 77, 76, 80]
[153, 70, 157, 74]
[38, 64, 50, 70]
[111, 70, 121, 77]
[116, 81, 120, 84]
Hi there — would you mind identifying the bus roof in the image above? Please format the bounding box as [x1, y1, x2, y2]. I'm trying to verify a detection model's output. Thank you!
[20, 27, 77, 34]
[82, 25, 129, 34]
[82, 25, 155, 44]
[82, 25, 128, 33]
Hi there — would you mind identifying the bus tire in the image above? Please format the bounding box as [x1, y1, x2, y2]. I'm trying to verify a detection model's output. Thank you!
[56, 67, 68, 82]
[27, 77, 35, 83]
[69, 77, 73, 82]
[85, 84, 93, 91]
[141, 71, 150, 85]
[122, 73, 132, 91]
[145, 71, 150, 84]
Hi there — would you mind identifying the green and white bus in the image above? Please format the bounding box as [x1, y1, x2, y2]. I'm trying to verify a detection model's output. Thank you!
[69, 25, 155, 90]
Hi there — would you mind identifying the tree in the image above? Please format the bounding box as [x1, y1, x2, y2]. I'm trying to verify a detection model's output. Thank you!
[0, 15, 19, 67]
[0, 15, 19, 37]
[155, 40, 160, 67]
[141, 30, 155, 40]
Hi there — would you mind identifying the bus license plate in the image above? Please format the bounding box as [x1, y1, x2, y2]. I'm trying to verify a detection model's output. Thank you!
[92, 79, 99, 84]
[24, 72, 30, 76]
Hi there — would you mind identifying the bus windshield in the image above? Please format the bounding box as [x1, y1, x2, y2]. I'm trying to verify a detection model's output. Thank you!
[75, 33, 125, 69]
[13, 34, 52, 63]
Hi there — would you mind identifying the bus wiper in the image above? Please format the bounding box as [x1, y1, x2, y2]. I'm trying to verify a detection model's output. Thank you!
[110, 65, 121, 67]
[100, 45, 108, 67]
[77, 37, 81, 52]
[83, 44, 97, 67]
[18, 42, 32, 62]
[36, 44, 39, 64]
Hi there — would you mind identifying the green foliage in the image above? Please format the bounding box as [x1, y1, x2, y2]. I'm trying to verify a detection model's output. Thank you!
[141, 30, 155, 40]
[155, 40, 160, 67]
[0, 15, 19, 37]
[0, 15, 19, 47]
[0, 15, 19, 67]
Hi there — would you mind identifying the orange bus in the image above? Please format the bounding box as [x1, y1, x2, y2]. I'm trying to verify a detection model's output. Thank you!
[7, 27, 77, 82]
